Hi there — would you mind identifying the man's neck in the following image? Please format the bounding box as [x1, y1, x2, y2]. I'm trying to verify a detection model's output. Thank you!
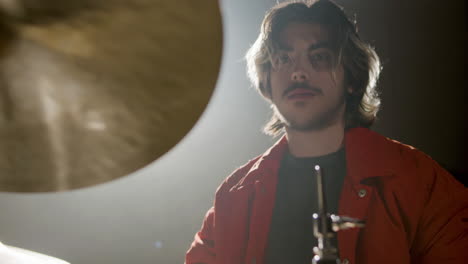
[285, 122, 345, 158]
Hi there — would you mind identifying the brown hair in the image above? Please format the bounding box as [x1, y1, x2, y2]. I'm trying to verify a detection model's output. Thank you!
[246, 0, 381, 136]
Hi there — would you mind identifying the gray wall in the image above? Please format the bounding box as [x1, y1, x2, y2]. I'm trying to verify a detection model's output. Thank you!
[0, 0, 465, 263]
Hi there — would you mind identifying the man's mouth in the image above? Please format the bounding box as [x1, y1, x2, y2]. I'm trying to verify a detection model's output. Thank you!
[286, 88, 319, 99]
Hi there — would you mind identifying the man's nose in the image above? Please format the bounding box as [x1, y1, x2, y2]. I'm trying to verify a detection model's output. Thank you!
[290, 57, 309, 82]
[291, 69, 309, 82]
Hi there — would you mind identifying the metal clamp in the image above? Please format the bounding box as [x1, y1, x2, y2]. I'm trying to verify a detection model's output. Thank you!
[311, 165, 365, 264]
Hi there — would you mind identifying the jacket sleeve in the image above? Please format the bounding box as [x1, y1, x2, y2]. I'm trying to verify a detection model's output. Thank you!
[185, 207, 216, 264]
[412, 162, 468, 264]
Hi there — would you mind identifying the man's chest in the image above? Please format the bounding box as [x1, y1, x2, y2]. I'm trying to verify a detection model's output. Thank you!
[215, 173, 412, 264]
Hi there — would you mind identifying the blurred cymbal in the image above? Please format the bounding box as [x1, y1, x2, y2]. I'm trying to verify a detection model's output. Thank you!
[0, 0, 222, 192]
[0, 242, 69, 264]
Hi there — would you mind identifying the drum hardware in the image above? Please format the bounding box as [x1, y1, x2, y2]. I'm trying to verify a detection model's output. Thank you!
[312, 165, 365, 264]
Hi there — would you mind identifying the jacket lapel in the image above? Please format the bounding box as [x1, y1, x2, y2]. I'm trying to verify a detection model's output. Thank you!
[338, 128, 400, 264]
[216, 181, 253, 263]
[238, 137, 288, 264]
[245, 171, 278, 264]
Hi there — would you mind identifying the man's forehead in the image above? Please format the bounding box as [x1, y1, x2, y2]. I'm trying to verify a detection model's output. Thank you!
[277, 22, 330, 50]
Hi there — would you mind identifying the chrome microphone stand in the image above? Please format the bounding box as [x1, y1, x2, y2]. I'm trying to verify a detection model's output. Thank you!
[312, 165, 365, 264]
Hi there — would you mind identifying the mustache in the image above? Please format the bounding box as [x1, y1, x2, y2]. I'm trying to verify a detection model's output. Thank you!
[282, 83, 323, 98]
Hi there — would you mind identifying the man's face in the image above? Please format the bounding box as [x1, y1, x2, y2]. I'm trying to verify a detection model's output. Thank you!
[266, 22, 349, 131]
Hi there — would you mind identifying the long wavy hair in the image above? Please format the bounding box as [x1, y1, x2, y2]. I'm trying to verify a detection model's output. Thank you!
[246, 0, 381, 136]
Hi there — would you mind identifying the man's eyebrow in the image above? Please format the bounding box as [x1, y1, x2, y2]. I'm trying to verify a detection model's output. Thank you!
[276, 42, 331, 52]
[308, 42, 331, 51]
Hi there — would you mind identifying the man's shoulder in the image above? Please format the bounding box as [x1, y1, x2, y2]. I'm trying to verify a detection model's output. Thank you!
[214, 156, 262, 196]
[360, 129, 464, 190]
[351, 128, 440, 168]
[213, 136, 288, 197]
[378, 133, 443, 172]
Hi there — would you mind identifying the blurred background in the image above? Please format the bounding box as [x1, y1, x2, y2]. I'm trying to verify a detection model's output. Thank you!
[0, 0, 466, 263]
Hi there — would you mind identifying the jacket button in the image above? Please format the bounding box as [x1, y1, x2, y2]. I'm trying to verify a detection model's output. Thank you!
[358, 189, 367, 198]
[342, 258, 349, 264]
[251, 257, 256, 264]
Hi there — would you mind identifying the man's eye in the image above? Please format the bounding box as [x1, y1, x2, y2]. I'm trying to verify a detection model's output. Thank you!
[272, 53, 291, 69]
[310, 52, 331, 62]
[279, 54, 290, 63]
[309, 52, 333, 70]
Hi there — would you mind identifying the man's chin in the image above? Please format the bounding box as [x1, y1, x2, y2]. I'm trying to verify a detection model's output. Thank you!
[284, 119, 330, 132]
[283, 112, 345, 132]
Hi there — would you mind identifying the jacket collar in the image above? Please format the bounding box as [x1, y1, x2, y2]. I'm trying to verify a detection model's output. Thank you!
[344, 127, 403, 185]
[236, 127, 402, 188]
[233, 135, 287, 189]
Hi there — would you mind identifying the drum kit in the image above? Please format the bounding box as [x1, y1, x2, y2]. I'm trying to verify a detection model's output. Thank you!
[0, 0, 222, 262]
[0, 242, 69, 264]
[0, 0, 222, 193]
[0, 1, 365, 263]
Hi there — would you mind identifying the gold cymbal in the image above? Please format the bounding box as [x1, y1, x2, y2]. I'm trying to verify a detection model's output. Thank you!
[0, 0, 222, 192]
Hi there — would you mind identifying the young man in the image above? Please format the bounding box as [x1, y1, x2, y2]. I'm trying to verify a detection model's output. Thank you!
[186, 1, 468, 263]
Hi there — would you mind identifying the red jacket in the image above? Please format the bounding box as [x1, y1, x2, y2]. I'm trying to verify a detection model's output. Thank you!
[186, 128, 468, 264]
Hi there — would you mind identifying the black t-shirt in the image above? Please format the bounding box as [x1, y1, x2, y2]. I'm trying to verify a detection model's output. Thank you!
[264, 148, 346, 264]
